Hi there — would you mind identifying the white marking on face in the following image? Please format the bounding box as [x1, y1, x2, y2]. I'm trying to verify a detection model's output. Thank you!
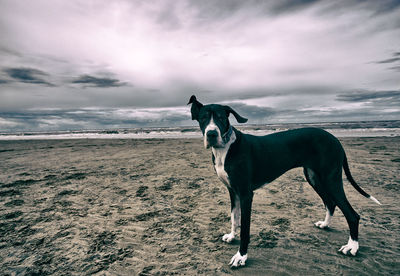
[339, 236, 359, 256]
[315, 207, 332, 229]
[222, 194, 240, 243]
[212, 131, 236, 187]
[204, 115, 223, 149]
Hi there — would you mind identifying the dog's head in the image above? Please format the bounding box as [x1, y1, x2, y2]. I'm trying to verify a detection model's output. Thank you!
[188, 95, 248, 148]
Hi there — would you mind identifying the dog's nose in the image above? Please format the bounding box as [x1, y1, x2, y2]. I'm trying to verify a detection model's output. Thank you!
[206, 130, 218, 139]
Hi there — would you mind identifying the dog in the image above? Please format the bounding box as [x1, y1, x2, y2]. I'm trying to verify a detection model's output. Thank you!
[188, 95, 381, 268]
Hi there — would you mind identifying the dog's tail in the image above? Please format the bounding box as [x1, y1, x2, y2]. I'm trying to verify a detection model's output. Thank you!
[343, 154, 382, 205]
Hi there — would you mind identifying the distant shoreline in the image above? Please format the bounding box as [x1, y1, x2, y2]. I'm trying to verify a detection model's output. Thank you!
[1, 120, 400, 140]
[1, 125, 400, 140]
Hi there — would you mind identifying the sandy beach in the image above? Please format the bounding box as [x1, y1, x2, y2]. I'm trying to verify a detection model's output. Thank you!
[1, 136, 399, 275]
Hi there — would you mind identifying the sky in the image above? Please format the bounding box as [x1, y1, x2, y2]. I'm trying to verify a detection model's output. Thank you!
[0, 0, 399, 132]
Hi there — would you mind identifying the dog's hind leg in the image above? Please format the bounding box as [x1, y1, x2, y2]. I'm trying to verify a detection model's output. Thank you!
[222, 188, 240, 243]
[325, 175, 360, 256]
[333, 192, 360, 255]
[304, 168, 336, 229]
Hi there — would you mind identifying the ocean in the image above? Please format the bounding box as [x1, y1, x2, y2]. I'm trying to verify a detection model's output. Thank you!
[1, 120, 399, 140]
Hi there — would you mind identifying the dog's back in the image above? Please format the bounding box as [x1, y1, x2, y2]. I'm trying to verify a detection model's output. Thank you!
[228, 127, 344, 189]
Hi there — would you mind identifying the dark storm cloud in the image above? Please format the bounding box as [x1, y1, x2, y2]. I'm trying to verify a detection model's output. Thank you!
[388, 66, 400, 72]
[188, 0, 399, 22]
[228, 102, 400, 125]
[315, 0, 400, 16]
[371, 0, 400, 14]
[3, 67, 54, 86]
[155, 2, 182, 30]
[0, 103, 276, 132]
[187, 0, 249, 21]
[71, 75, 128, 88]
[278, 107, 398, 122]
[335, 90, 400, 119]
[269, 0, 320, 14]
[0, 46, 22, 57]
[374, 50, 400, 71]
[187, 0, 320, 22]
[337, 90, 400, 102]
[228, 103, 276, 121]
[375, 57, 400, 64]
[0, 107, 191, 132]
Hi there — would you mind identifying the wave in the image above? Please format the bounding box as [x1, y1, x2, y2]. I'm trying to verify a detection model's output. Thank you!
[1, 121, 399, 140]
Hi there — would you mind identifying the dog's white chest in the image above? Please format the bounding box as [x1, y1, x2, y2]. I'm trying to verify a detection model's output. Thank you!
[212, 131, 236, 187]
[213, 149, 230, 186]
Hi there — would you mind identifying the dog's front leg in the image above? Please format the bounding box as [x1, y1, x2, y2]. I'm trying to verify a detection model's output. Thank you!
[222, 189, 240, 243]
[230, 192, 253, 268]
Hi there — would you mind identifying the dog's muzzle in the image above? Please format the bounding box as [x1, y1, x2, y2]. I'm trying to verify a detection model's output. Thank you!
[206, 130, 219, 147]
[205, 126, 233, 148]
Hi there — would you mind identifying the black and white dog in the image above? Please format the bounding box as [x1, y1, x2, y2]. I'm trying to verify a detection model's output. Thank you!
[188, 95, 381, 268]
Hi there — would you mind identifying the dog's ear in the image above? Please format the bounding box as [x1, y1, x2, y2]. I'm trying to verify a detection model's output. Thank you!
[224, 106, 248, 123]
[187, 95, 203, 121]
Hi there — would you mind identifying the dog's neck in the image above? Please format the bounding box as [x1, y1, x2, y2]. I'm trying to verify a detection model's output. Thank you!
[222, 125, 233, 144]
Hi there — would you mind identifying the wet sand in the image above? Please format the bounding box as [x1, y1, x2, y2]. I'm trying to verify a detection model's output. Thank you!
[0, 137, 399, 275]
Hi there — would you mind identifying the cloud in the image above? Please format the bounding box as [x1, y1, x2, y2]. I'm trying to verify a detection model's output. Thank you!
[336, 90, 400, 102]
[374, 57, 400, 64]
[388, 66, 400, 72]
[155, 1, 182, 30]
[2, 0, 398, 96]
[269, 0, 321, 14]
[186, 0, 400, 22]
[228, 103, 276, 122]
[0, 107, 192, 132]
[3, 67, 54, 86]
[373, 50, 400, 72]
[0, 0, 399, 131]
[335, 90, 400, 118]
[2, 91, 400, 132]
[71, 75, 128, 88]
[371, 0, 400, 14]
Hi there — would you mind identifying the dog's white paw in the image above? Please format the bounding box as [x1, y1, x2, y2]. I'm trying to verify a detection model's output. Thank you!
[314, 220, 329, 229]
[229, 251, 247, 268]
[222, 233, 235, 243]
[338, 237, 359, 256]
[315, 209, 332, 229]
